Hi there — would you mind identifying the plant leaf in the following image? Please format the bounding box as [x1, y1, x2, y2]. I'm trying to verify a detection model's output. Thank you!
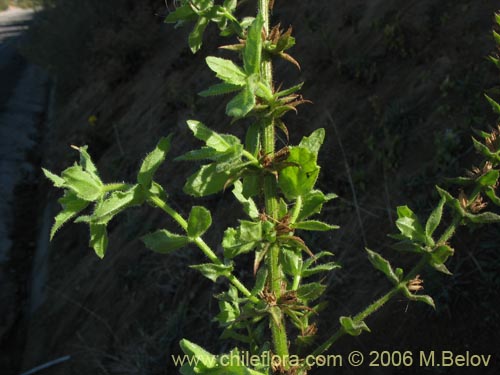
[61, 165, 103, 201]
[184, 164, 234, 197]
[187, 206, 212, 238]
[401, 287, 436, 309]
[190, 263, 233, 282]
[292, 220, 339, 231]
[278, 147, 320, 200]
[187, 120, 240, 152]
[365, 248, 400, 284]
[298, 190, 337, 221]
[226, 84, 255, 118]
[296, 282, 326, 302]
[425, 196, 445, 245]
[189, 16, 209, 53]
[142, 230, 189, 254]
[91, 185, 145, 225]
[51, 192, 89, 239]
[137, 135, 172, 189]
[299, 128, 325, 156]
[199, 83, 242, 97]
[206, 56, 247, 85]
[395, 205, 426, 244]
[89, 224, 108, 259]
[232, 181, 259, 219]
[339, 316, 370, 336]
[243, 14, 263, 75]
[42, 168, 66, 187]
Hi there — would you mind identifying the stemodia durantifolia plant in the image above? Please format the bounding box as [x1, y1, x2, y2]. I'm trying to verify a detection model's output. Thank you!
[43, 1, 500, 374]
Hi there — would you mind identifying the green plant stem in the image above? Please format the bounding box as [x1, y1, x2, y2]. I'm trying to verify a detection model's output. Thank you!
[311, 212, 460, 359]
[148, 194, 258, 304]
[103, 183, 130, 192]
[257, 0, 290, 367]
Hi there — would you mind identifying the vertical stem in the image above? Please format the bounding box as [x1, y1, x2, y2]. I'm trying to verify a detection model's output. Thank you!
[258, 0, 290, 367]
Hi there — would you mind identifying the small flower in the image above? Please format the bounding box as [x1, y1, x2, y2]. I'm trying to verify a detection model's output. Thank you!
[469, 195, 488, 213]
[466, 161, 493, 179]
[485, 125, 500, 152]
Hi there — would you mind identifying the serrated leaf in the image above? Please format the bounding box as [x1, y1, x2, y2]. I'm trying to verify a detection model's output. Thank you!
[232, 181, 259, 219]
[187, 206, 212, 238]
[189, 16, 209, 53]
[187, 120, 240, 152]
[137, 135, 172, 189]
[296, 282, 326, 302]
[76, 146, 98, 175]
[301, 261, 341, 278]
[142, 230, 189, 254]
[206, 56, 247, 85]
[190, 263, 233, 282]
[281, 249, 302, 277]
[298, 190, 337, 221]
[226, 84, 255, 118]
[51, 192, 89, 239]
[42, 168, 65, 187]
[199, 82, 242, 97]
[89, 224, 108, 259]
[91, 185, 144, 225]
[425, 196, 445, 245]
[401, 287, 435, 309]
[299, 128, 325, 156]
[477, 170, 499, 187]
[278, 147, 320, 200]
[365, 248, 400, 284]
[243, 13, 263, 75]
[395, 205, 426, 243]
[61, 165, 103, 201]
[292, 220, 339, 231]
[339, 316, 370, 336]
[164, 4, 196, 24]
[184, 164, 233, 197]
[179, 339, 217, 370]
[429, 244, 454, 275]
[465, 211, 500, 224]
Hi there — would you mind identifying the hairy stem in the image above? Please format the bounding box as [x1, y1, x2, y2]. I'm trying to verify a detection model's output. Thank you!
[258, 0, 290, 366]
[148, 195, 259, 304]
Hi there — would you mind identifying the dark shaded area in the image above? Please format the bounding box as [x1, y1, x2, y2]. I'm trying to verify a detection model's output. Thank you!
[4, 0, 499, 374]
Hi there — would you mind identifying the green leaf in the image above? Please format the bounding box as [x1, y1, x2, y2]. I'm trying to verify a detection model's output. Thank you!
[142, 230, 189, 254]
[425, 196, 445, 245]
[436, 186, 466, 217]
[486, 187, 500, 206]
[76, 146, 98, 175]
[51, 192, 89, 239]
[206, 56, 247, 85]
[42, 168, 66, 188]
[292, 220, 339, 231]
[465, 211, 500, 224]
[484, 93, 500, 114]
[189, 16, 209, 53]
[472, 137, 500, 162]
[61, 165, 103, 201]
[278, 147, 320, 200]
[339, 316, 370, 336]
[222, 221, 272, 259]
[91, 185, 144, 225]
[226, 84, 255, 118]
[296, 282, 326, 302]
[477, 170, 499, 187]
[187, 120, 240, 152]
[401, 287, 435, 309]
[395, 205, 426, 243]
[299, 128, 325, 156]
[179, 339, 217, 370]
[365, 248, 400, 284]
[274, 82, 304, 98]
[199, 83, 242, 97]
[190, 263, 233, 282]
[429, 244, 454, 275]
[281, 249, 302, 277]
[138, 135, 172, 189]
[301, 261, 341, 278]
[164, 4, 196, 24]
[298, 190, 337, 221]
[243, 14, 263, 75]
[187, 206, 212, 238]
[223, 0, 237, 11]
[184, 164, 233, 197]
[232, 181, 259, 219]
[89, 224, 108, 259]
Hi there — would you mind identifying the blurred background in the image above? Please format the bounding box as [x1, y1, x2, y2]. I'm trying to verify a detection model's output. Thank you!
[0, 0, 499, 374]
